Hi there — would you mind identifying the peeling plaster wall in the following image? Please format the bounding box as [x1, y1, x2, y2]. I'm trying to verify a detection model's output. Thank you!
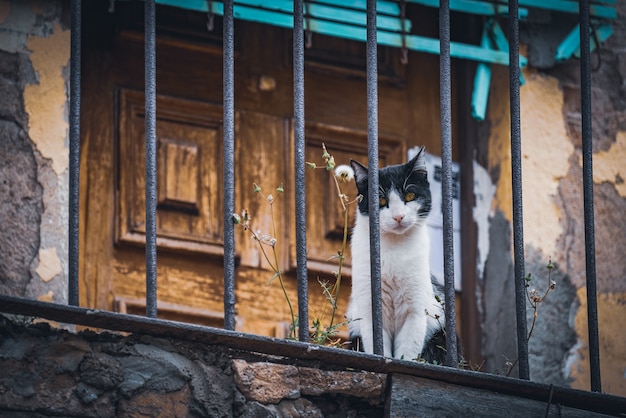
[0, 0, 69, 304]
[480, 4, 626, 395]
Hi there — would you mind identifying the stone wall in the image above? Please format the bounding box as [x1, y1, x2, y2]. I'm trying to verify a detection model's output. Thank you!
[0, 315, 386, 417]
[0, 0, 69, 304]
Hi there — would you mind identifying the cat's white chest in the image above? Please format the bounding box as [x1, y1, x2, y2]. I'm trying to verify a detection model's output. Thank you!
[349, 205, 436, 359]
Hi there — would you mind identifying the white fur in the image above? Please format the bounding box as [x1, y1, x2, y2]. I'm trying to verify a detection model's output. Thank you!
[348, 190, 443, 360]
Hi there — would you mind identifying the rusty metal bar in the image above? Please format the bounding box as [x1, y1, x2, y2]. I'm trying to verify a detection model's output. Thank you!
[223, 0, 236, 331]
[439, 0, 458, 368]
[294, 0, 309, 342]
[579, 0, 601, 393]
[68, 0, 81, 307]
[366, 0, 383, 356]
[144, 0, 158, 318]
[508, 0, 529, 380]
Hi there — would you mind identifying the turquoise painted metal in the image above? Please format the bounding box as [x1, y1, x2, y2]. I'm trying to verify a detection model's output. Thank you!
[556, 24, 614, 62]
[173, 0, 526, 66]
[406, 0, 528, 17]
[146, 0, 616, 120]
[471, 27, 493, 121]
[489, 20, 526, 85]
[513, 0, 616, 19]
[574, 24, 613, 58]
[154, 1, 613, 69]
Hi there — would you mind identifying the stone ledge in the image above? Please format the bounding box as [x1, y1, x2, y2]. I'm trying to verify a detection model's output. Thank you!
[232, 359, 387, 406]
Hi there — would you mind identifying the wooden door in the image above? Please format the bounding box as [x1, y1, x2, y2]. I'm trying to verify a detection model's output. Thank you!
[79, 1, 447, 338]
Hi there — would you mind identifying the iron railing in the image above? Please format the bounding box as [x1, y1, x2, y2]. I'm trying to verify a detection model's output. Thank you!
[58, 0, 600, 392]
[508, 0, 529, 381]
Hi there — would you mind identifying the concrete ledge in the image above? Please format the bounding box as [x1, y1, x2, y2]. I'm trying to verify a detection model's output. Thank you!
[387, 374, 615, 417]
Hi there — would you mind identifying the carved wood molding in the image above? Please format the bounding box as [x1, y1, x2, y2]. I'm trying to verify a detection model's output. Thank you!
[117, 89, 226, 257]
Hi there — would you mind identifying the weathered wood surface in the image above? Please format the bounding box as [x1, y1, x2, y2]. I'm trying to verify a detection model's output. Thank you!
[387, 373, 616, 418]
[80, 1, 457, 340]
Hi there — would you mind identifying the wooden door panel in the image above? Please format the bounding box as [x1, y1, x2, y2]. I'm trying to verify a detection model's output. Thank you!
[117, 89, 224, 257]
[234, 111, 290, 272]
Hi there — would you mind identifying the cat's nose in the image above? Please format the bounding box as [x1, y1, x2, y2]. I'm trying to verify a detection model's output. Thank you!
[393, 215, 404, 223]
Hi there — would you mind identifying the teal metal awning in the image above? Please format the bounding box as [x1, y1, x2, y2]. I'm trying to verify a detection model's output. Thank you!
[143, 0, 617, 120]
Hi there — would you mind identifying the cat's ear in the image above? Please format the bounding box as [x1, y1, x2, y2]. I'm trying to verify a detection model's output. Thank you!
[350, 159, 369, 186]
[408, 147, 427, 175]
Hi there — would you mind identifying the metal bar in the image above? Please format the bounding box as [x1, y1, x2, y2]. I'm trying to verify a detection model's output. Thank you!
[556, 25, 583, 62]
[145, 0, 158, 318]
[508, 0, 529, 380]
[439, 0, 459, 368]
[366, 0, 383, 356]
[293, 0, 309, 343]
[556, 24, 613, 62]
[223, 0, 236, 331]
[68, 0, 81, 307]
[579, 0, 601, 393]
[574, 24, 613, 58]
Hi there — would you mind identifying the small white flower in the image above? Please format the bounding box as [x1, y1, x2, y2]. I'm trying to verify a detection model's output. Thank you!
[267, 194, 274, 203]
[334, 164, 354, 183]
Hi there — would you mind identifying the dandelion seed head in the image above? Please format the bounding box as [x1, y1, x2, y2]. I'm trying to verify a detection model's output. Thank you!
[334, 164, 354, 182]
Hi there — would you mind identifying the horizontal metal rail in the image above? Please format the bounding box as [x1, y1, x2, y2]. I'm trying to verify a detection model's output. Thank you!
[0, 295, 623, 416]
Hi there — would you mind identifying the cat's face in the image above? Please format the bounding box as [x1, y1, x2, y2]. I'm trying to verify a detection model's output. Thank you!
[350, 147, 431, 235]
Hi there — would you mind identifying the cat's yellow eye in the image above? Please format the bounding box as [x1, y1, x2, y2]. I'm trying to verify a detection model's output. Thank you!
[379, 197, 388, 207]
[404, 192, 416, 202]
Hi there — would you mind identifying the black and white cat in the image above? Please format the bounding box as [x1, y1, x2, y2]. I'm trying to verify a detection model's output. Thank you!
[347, 147, 448, 363]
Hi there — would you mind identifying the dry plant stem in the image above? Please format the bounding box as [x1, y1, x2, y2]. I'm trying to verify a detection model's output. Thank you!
[328, 204, 349, 330]
[271, 203, 297, 339]
[506, 265, 554, 377]
[305, 148, 356, 344]
[525, 272, 552, 344]
[247, 201, 297, 340]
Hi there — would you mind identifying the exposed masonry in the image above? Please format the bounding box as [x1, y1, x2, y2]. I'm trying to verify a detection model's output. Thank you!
[0, 0, 70, 304]
[0, 315, 385, 417]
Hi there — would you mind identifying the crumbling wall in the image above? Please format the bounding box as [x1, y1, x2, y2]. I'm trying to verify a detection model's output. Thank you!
[0, 315, 385, 417]
[0, 0, 69, 303]
[480, 3, 626, 395]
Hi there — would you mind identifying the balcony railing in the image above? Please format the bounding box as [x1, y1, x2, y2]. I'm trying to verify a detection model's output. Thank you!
[0, 0, 612, 406]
